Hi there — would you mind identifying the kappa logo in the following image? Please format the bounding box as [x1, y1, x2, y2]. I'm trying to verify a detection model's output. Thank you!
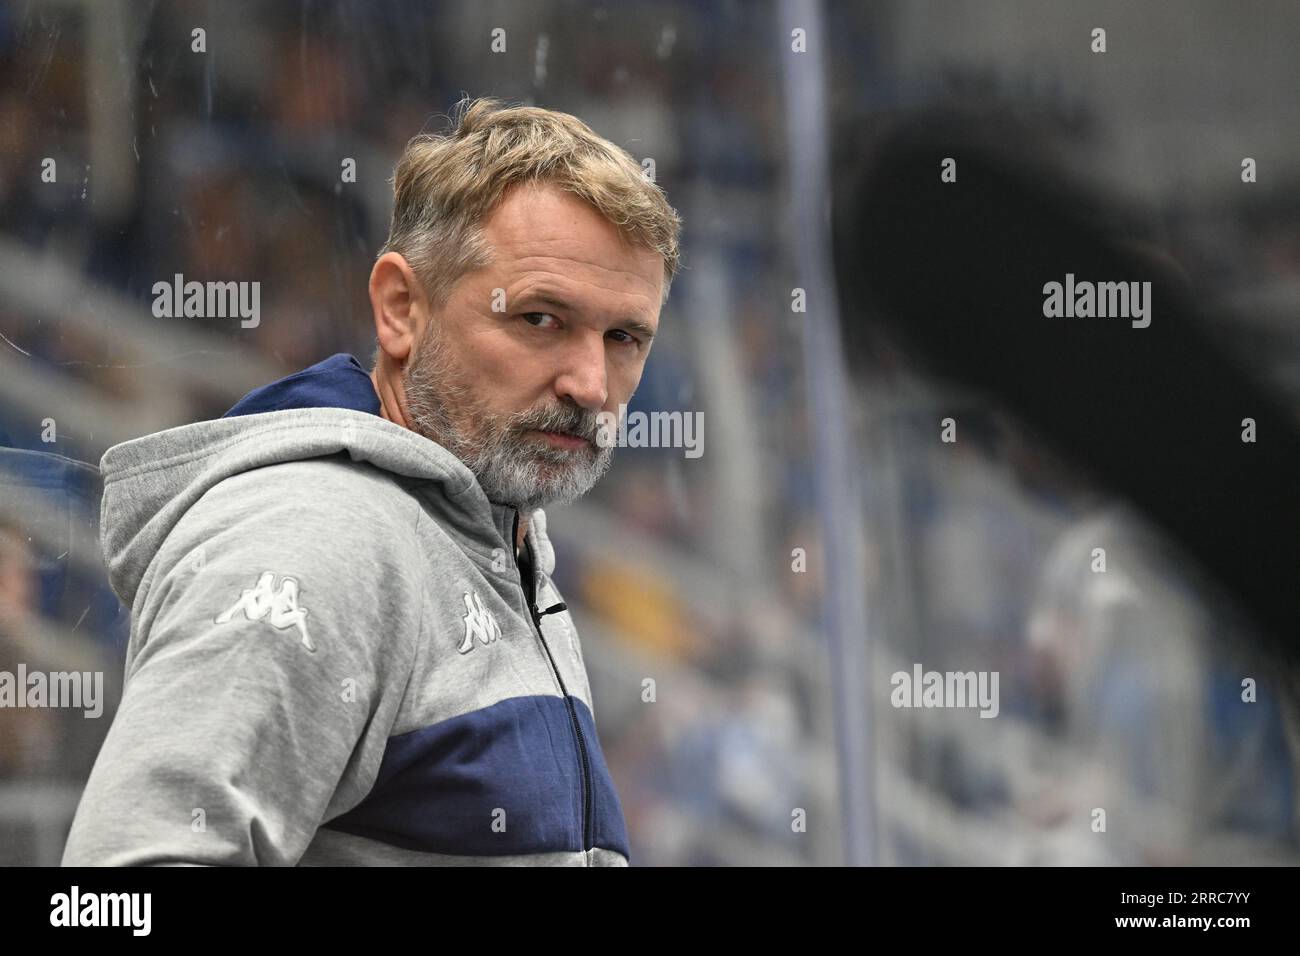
[458, 590, 503, 654]
[215, 571, 315, 652]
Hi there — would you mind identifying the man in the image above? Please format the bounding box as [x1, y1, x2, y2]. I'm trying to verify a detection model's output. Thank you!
[62, 97, 681, 866]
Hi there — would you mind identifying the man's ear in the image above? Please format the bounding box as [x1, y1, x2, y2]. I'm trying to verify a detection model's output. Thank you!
[369, 252, 427, 366]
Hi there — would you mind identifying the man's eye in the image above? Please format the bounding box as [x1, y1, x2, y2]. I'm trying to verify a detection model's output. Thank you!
[522, 312, 559, 329]
[607, 329, 639, 346]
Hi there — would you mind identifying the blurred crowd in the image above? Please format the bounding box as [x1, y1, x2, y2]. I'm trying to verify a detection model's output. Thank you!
[1, 0, 1298, 864]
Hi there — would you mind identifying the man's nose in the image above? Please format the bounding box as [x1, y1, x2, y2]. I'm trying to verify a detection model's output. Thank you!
[554, 333, 609, 411]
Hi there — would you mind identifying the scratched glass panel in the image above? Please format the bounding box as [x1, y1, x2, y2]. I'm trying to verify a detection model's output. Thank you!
[0, 0, 1296, 867]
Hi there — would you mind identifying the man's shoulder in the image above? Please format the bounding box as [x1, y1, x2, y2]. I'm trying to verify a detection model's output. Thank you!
[192, 454, 422, 542]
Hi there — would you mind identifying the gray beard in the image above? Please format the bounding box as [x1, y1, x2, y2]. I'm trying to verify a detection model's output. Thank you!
[401, 331, 615, 512]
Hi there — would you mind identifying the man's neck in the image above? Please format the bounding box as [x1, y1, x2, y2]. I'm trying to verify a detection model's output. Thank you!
[370, 367, 409, 428]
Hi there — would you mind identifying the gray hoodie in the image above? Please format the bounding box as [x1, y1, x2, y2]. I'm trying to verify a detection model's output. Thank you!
[62, 355, 629, 866]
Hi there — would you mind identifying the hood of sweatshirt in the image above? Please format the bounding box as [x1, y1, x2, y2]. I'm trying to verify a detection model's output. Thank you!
[98, 353, 547, 608]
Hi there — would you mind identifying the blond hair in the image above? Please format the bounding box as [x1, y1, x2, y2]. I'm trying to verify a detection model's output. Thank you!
[380, 96, 682, 314]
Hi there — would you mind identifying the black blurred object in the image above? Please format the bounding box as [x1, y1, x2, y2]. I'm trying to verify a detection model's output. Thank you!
[832, 111, 1300, 667]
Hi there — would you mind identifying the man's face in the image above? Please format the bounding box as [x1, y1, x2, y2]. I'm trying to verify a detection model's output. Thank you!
[403, 182, 664, 511]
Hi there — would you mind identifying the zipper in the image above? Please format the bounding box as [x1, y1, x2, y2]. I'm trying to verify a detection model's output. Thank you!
[512, 510, 594, 854]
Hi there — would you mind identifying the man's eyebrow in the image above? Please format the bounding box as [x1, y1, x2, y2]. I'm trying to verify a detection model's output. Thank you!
[522, 292, 657, 340]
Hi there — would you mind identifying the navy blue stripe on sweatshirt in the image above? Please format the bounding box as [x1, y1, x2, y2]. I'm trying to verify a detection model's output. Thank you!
[223, 353, 380, 418]
[324, 694, 630, 859]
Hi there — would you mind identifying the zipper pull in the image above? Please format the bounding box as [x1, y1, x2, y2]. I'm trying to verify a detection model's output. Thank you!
[530, 602, 566, 628]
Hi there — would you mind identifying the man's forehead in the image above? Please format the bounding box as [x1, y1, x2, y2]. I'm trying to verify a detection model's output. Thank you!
[484, 185, 661, 273]
[486, 222, 658, 278]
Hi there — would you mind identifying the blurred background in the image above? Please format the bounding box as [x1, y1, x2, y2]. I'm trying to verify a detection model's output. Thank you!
[1, 0, 1298, 865]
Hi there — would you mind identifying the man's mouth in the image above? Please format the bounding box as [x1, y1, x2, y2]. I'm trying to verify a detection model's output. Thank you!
[531, 429, 591, 451]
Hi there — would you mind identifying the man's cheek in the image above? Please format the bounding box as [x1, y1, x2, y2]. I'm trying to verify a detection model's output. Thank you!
[620, 360, 648, 402]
